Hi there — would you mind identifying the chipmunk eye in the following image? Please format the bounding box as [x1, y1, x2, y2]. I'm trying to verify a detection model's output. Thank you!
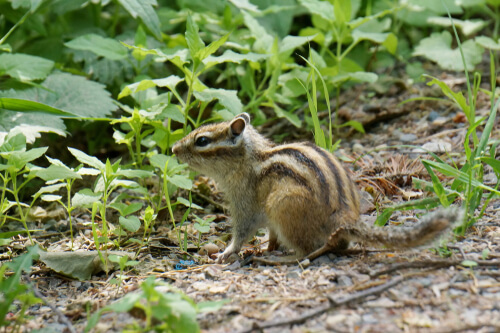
[195, 136, 211, 147]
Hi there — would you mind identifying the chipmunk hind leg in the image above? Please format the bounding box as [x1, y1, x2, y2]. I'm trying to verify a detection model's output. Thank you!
[264, 186, 332, 256]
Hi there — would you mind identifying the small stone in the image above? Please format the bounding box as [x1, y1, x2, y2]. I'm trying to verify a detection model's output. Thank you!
[286, 270, 301, 279]
[432, 117, 448, 126]
[399, 133, 417, 142]
[337, 275, 353, 287]
[199, 243, 219, 257]
[326, 314, 347, 329]
[352, 143, 364, 153]
[427, 110, 440, 121]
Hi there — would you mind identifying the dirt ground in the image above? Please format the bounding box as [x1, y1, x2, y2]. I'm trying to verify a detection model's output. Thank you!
[4, 73, 500, 332]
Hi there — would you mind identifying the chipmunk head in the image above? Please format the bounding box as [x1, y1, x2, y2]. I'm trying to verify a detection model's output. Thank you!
[172, 113, 251, 176]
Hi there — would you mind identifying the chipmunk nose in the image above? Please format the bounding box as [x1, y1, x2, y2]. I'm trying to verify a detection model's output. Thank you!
[172, 143, 179, 155]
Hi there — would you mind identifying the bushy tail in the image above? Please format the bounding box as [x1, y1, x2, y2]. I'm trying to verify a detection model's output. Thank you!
[348, 207, 463, 249]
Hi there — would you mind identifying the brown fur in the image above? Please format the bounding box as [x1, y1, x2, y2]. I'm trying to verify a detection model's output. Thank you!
[172, 113, 461, 263]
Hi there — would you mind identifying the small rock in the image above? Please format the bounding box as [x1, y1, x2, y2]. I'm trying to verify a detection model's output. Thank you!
[286, 270, 301, 279]
[337, 275, 353, 287]
[427, 110, 440, 121]
[198, 243, 219, 257]
[399, 133, 417, 142]
[414, 140, 452, 153]
[352, 143, 364, 153]
[432, 116, 448, 126]
[326, 314, 347, 329]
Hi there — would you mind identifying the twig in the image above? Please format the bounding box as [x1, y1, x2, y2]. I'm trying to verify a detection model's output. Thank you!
[25, 275, 77, 333]
[430, 324, 500, 333]
[370, 259, 500, 278]
[236, 275, 406, 333]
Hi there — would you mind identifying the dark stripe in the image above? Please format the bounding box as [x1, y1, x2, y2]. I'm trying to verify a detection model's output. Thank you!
[259, 162, 312, 193]
[305, 143, 347, 207]
[262, 147, 329, 205]
[198, 147, 243, 158]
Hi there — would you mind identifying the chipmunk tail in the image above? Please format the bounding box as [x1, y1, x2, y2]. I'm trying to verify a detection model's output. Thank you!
[349, 207, 463, 249]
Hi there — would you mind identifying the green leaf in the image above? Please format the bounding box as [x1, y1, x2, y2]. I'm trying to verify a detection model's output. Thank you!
[65, 34, 128, 60]
[41, 194, 62, 202]
[117, 0, 162, 40]
[116, 169, 154, 178]
[194, 88, 243, 116]
[427, 17, 487, 36]
[176, 197, 203, 210]
[298, 0, 334, 22]
[0, 98, 76, 117]
[0, 131, 26, 152]
[68, 147, 105, 170]
[196, 33, 230, 62]
[273, 105, 301, 127]
[8, 147, 47, 170]
[168, 174, 193, 190]
[186, 15, 205, 58]
[333, 0, 351, 25]
[118, 76, 184, 99]
[461, 260, 478, 268]
[149, 154, 175, 173]
[413, 31, 484, 71]
[475, 36, 500, 50]
[241, 10, 274, 53]
[33, 164, 82, 181]
[33, 183, 66, 198]
[119, 215, 141, 232]
[422, 160, 450, 207]
[481, 157, 500, 174]
[72, 189, 102, 208]
[203, 50, 268, 69]
[0, 53, 54, 81]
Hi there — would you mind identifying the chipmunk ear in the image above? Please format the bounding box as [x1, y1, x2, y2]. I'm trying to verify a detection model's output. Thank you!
[230, 113, 249, 136]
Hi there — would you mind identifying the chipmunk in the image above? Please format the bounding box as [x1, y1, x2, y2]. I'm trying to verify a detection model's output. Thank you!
[172, 113, 461, 263]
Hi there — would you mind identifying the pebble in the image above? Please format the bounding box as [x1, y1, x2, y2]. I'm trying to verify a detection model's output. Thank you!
[427, 110, 440, 121]
[399, 133, 417, 142]
[337, 275, 353, 287]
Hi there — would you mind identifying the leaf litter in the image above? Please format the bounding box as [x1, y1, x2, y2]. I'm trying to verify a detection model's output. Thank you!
[1, 74, 500, 332]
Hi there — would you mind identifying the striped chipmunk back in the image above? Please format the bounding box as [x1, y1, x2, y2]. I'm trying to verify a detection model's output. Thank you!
[172, 113, 459, 263]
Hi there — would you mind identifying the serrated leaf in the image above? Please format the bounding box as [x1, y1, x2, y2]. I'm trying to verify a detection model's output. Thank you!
[8, 147, 47, 170]
[279, 35, 314, 56]
[0, 53, 54, 81]
[427, 17, 487, 36]
[68, 147, 105, 170]
[228, 0, 259, 12]
[77, 167, 101, 176]
[65, 34, 128, 60]
[149, 154, 176, 173]
[72, 189, 102, 208]
[0, 131, 26, 152]
[413, 31, 483, 71]
[194, 88, 242, 116]
[117, 0, 162, 40]
[242, 11, 274, 53]
[119, 215, 141, 232]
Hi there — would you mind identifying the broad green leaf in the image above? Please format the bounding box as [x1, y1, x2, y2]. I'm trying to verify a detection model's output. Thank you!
[149, 154, 175, 173]
[119, 215, 141, 232]
[110, 202, 143, 216]
[168, 174, 193, 190]
[203, 50, 267, 69]
[33, 164, 82, 181]
[0, 54, 54, 81]
[117, 0, 162, 40]
[72, 189, 102, 208]
[413, 31, 483, 71]
[194, 88, 243, 116]
[461, 260, 478, 268]
[118, 76, 184, 99]
[77, 167, 101, 176]
[475, 36, 500, 50]
[161, 104, 185, 123]
[65, 34, 128, 60]
[186, 15, 205, 58]
[325, 72, 378, 85]
[0, 131, 26, 152]
[298, 0, 334, 22]
[68, 147, 105, 170]
[279, 35, 314, 56]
